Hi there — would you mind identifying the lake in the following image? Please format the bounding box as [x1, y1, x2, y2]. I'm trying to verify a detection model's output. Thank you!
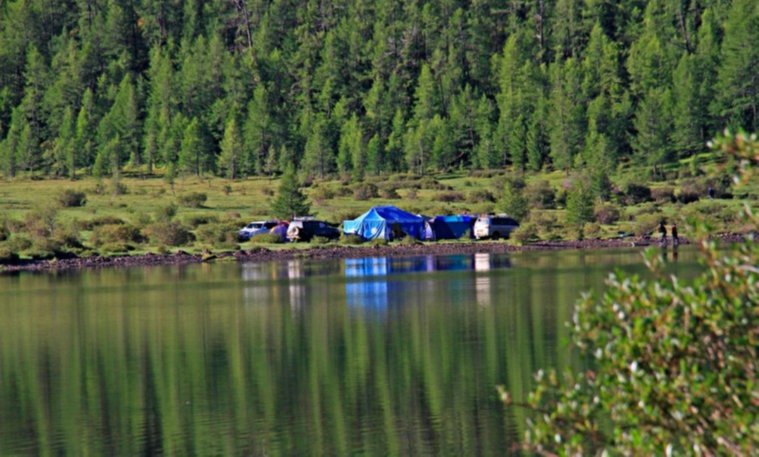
[0, 247, 698, 455]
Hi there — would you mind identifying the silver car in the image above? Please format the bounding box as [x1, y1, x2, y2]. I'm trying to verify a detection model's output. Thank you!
[473, 215, 519, 240]
[238, 220, 277, 241]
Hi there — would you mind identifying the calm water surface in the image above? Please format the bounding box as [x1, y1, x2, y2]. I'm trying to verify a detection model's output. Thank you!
[0, 248, 699, 455]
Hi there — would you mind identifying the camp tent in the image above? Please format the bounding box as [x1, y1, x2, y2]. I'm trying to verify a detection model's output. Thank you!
[428, 215, 475, 240]
[343, 206, 426, 241]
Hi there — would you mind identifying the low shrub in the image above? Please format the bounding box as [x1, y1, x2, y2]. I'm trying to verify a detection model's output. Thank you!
[310, 185, 336, 202]
[183, 214, 219, 228]
[311, 235, 333, 245]
[225, 211, 241, 220]
[98, 242, 134, 254]
[633, 213, 661, 237]
[249, 233, 283, 244]
[177, 192, 208, 208]
[0, 245, 19, 263]
[53, 224, 84, 250]
[650, 186, 675, 203]
[436, 191, 465, 203]
[0, 220, 8, 242]
[398, 235, 422, 245]
[110, 179, 128, 195]
[195, 222, 240, 248]
[379, 185, 401, 199]
[144, 222, 194, 246]
[353, 182, 379, 200]
[369, 238, 388, 247]
[582, 222, 602, 239]
[155, 203, 178, 223]
[510, 222, 538, 245]
[261, 187, 275, 197]
[339, 234, 364, 245]
[90, 224, 145, 247]
[526, 180, 556, 209]
[467, 189, 496, 203]
[25, 206, 58, 238]
[622, 182, 652, 204]
[594, 203, 621, 225]
[405, 188, 418, 200]
[6, 235, 32, 253]
[76, 215, 126, 231]
[676, 182, 702, 204]
[222, 185, 232, 195]
[420, 177, 451, 190]
[57, 189, 87, 207]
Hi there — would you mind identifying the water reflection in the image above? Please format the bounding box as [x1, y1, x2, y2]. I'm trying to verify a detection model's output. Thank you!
[0, 249, 704, 456]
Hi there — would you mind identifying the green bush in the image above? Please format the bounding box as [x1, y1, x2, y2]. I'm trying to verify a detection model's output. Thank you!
[311, 235, 333, 245]
[183, 214, 219, 228]
[57, 189, 87, 207]
[378, 185, 401, 199]
[650, 186, 675, 203]
[582, 222, 602, 239]
[195, 222, 239, 248]
[565, 183, 594, 226]
[510, 222, 538, 245]
[353, 182, 379, 200]
[24, 206, 58, 238]
[467, 189, 495, 204]
[5, 235, 32, 253]
[499, 178, 529, 221]
[525, 180, 556, 209]
[249, 233, 283, 244]
[90, 224, 144, 247]
[0, 219, 8, 242]
[177, 192, 208, 208]
[633, 213, 661, 237]
[0, 245, 19, 263]
[436, 191, 465, 202]
[622, 182, 652, 204]
[155, 203, 178, 223]
[144, 222, 194, 246]
[310, 185, 336, 202]
[339, 234, 364, 245]
[593, 202, 621, 225]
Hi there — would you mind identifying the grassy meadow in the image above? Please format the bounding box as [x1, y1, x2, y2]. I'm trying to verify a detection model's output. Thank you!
[0, 155, 756, 261]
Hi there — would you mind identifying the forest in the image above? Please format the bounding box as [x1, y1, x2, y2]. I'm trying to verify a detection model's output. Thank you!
[0, 0, 757, 183]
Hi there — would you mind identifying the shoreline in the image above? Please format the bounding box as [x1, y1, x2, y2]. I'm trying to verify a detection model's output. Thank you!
[0, 233, 747, 273]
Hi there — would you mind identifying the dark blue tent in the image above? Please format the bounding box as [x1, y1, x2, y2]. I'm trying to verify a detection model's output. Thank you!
[343, 206, 426, 240]
[429, 215, 475, 240]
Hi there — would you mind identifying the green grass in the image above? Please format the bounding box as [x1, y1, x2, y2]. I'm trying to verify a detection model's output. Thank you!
[0, 165, 756, 260]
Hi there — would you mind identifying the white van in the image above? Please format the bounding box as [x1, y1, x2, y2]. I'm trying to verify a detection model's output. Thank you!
[473, 215, 519, 240]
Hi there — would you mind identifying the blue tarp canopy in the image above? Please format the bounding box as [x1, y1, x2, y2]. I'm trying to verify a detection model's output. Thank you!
[343, 206, 426, 240]
[429, 215, 475, 240]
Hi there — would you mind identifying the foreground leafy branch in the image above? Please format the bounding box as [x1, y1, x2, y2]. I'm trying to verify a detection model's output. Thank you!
[502, 132, 758, 456]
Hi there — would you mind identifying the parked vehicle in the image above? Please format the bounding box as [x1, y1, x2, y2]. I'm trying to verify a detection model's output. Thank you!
[473, 215, 519, 240]
[238, 220, 278, 241]
[287, 217, 341, 242]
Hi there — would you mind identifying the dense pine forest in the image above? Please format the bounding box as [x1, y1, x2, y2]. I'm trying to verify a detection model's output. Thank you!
[0, 0, 756, 182]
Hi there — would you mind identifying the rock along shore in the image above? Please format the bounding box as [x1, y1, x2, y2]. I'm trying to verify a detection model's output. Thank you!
[0, 233, 748, 274]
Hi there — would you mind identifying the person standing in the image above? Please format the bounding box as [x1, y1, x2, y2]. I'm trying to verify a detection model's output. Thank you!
[659, 220, 667, 244]
[671, 224, 679, 246]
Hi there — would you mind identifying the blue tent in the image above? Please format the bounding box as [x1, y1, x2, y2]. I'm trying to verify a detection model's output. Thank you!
[429, 215, 475, 240]
[343, 206, 426, 241]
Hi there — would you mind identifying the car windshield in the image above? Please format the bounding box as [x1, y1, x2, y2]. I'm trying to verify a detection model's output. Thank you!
[246, 223, 263, 229]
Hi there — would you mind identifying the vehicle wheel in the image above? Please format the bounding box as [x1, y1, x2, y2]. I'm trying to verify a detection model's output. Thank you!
[492, 232, 501, 240]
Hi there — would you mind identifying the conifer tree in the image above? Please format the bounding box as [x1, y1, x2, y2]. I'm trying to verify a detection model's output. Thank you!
[178, 117, 205, 175]
[632, 87, 673, 177]
[713, 0, 759, 131]
[270, 164, 311, 220]
[218, 117, 243, 179]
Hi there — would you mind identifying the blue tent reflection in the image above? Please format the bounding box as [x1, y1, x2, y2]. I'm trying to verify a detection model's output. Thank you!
[344, 254, 512, 309]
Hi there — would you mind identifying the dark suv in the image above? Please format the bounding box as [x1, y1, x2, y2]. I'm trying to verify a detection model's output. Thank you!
[286, 218, 341, 242]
